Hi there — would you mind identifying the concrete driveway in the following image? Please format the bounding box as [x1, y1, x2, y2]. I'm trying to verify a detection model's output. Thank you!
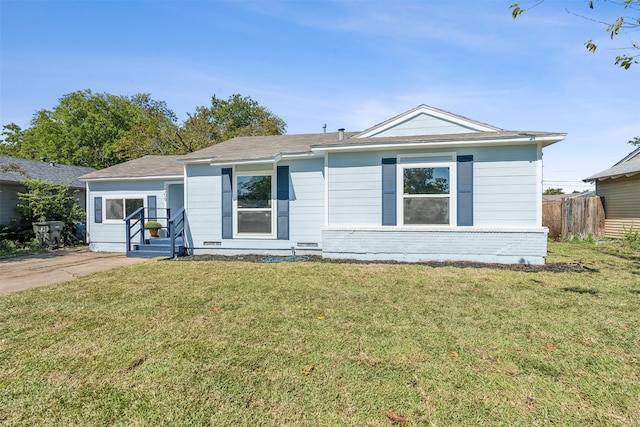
[0, 247, 148, 295]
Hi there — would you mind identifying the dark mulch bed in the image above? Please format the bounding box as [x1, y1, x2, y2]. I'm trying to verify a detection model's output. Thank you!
[172, 254, 593, 273]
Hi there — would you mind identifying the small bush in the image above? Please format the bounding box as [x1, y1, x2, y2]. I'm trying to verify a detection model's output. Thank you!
[0, 239, 17, 253]
[144, 221, 162, 230]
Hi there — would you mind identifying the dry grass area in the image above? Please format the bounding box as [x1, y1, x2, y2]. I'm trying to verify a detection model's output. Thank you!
[1, 241, 639, 426]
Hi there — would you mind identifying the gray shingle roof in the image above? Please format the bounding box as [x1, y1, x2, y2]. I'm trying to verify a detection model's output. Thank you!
[178, 132, 358, 163]
[79, 155, 184, 180]
[178, 130, 563, 164]
[583, 147, 640, 182]
[0, 155, 95, 188]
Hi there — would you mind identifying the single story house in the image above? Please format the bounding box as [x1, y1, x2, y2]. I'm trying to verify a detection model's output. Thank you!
[583, 146, 640, 238]
[0, 155, 95, 225]
[80, 105, 565, 264]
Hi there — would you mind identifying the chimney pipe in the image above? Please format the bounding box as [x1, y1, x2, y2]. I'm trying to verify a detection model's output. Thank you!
[338, 128, 345, 140]
[322, 124, 327, 133]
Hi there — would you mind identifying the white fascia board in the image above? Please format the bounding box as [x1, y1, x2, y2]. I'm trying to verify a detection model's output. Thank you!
[177, 158, 214, 164]
[211, 154, 282, 167]
[80, 175, 182, 182]
[280, 152, 321, 159]
[311, 135, 564, 154]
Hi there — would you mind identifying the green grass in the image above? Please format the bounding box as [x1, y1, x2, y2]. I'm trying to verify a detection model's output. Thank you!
[1, 242, 639, 426]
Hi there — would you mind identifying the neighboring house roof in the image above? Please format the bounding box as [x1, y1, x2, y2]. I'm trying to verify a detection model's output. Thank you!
[0, 155, 95, 188]
[583, 147, 640, 182]
[79, 155, 184, 181]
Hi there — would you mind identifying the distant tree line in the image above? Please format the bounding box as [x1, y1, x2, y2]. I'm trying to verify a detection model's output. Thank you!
[0, 90, 286, 169]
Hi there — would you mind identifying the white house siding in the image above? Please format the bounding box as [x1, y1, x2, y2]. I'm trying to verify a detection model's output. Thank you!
[473, 145, 540, 227]
[184, 164, 221, 249]
[87, 180, 167, 252]
[368, 113, 477, 137]
[327, 151, 386, 226]
[288, 158, 325, 246]
[323, 144, 546, 264]
[322, 227, 548, 265]
[326, 145, 541, 228]
[185, 158, 326, 255]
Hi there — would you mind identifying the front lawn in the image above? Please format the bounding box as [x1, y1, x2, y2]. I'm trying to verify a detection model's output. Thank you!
[1, 242, 638, 426]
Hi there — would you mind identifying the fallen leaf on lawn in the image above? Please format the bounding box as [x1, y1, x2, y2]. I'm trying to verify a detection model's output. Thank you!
[213, 307, 222, 312]
[542, 345, 557, 351]
[301, 365, 314, 375]
[383, 410, 407, 426]
[450, 351, 459, 358]
[317, 316, 325, 320]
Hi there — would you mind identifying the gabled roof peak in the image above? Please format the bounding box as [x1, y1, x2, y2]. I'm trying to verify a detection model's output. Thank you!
[354, 104, 503, 139]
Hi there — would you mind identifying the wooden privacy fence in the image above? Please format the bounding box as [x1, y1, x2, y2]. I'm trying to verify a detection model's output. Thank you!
[543, 196, 605, 240]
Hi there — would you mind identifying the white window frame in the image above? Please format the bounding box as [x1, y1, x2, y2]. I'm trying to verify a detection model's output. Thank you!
[397, 153, 457, 227]
[233, 169, 276, 238]
[103, 195, 146, 224]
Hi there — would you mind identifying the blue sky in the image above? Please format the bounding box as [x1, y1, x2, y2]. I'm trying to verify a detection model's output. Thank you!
[1, 0, 639, 192]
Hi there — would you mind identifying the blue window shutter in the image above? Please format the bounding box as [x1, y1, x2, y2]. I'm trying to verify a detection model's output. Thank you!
[94, 197, 102, 223]
[221, 168, 233, 239]
[277, 165, 290, 240]
[381, 158, 397, 226]
[147, 195, 157, 220]
[457, 155, 473, 226]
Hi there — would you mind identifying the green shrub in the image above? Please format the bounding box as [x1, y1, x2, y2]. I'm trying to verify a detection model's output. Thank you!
[0, 239, 17, 253]
[622, 227, 640, 250]
[16, 178, 86, 245]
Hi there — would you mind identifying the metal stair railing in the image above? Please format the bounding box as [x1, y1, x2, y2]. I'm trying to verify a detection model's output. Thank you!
[168, 207, 186, 258]
[125, 207, 145, 257]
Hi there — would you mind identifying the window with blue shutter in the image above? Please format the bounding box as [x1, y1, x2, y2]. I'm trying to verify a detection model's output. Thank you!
[276, 165, 290, 240]
[456, 155, 473, 226]
[221, 168, 233, 239]
[94, 197, 102, 223]
[381, 158, 397, 226]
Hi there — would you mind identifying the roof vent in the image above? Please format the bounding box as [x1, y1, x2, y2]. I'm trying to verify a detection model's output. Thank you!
[338, 128, 345, 140]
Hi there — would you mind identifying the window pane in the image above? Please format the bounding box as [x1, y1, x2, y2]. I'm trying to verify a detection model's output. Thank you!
[404, 167, 449, 195]
[404, 197, 449, 225]
[238, 211, 272, 234]
[238, 176, 272, 208]
[105, 199, 124, 220]
[125, 199, 144, 217]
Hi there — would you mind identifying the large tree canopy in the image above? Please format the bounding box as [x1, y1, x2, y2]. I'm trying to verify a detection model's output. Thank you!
[511, 0, 640, 69]
[1, 91, 287, 169]
[0, 90, 178, 168]
[180, 94, 287, 152]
